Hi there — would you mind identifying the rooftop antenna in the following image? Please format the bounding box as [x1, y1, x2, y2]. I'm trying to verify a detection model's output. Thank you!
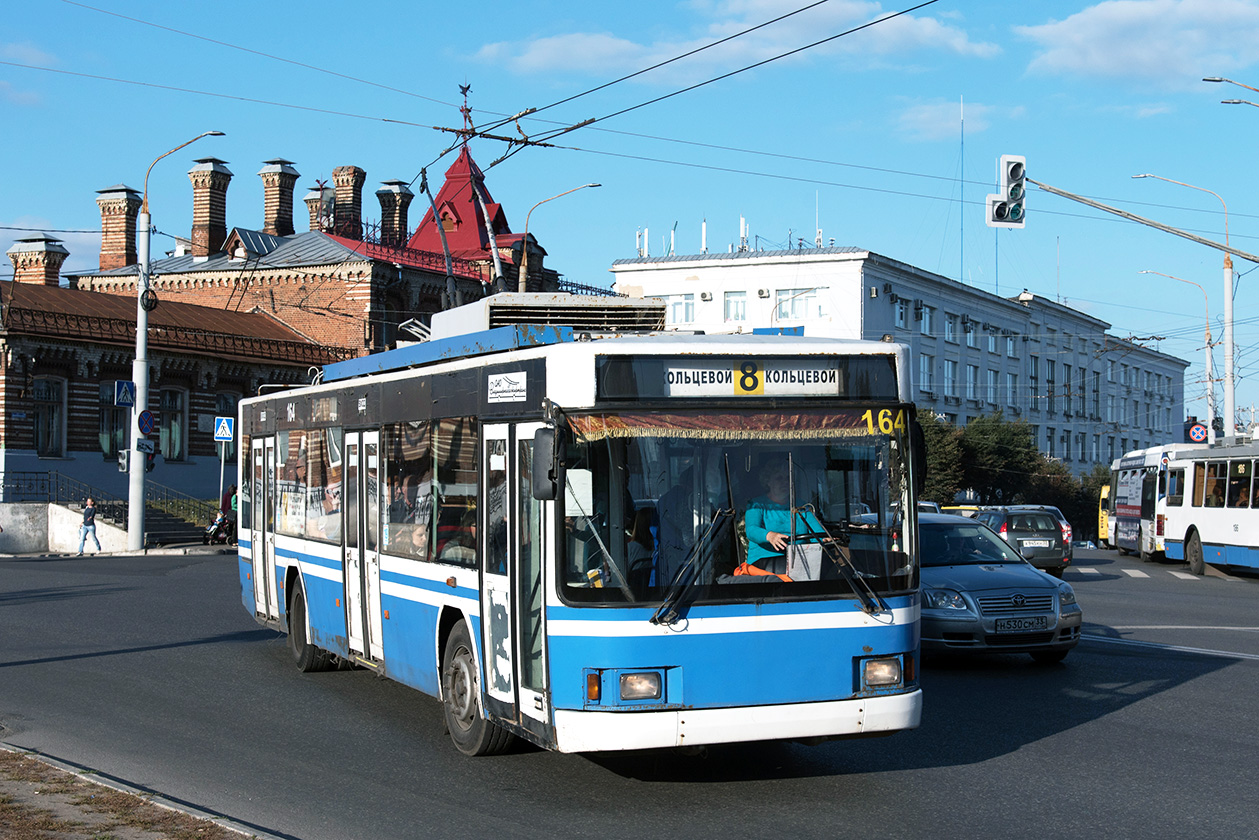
[816, 191, 823, 248]
[701, 218, 708, 253]
[959, 94, 965, 284]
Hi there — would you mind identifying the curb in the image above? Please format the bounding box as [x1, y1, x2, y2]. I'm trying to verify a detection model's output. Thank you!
[0, 742, 287, 840]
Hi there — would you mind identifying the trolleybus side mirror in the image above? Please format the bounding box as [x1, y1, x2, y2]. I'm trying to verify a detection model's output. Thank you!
[533, 427, 563, 501]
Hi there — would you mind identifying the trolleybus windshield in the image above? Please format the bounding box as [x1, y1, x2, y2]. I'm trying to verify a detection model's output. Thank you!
[558, 407, 916, 604]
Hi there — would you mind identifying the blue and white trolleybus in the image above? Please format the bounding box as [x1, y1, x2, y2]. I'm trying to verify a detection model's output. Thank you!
[237, 294, 925, 755]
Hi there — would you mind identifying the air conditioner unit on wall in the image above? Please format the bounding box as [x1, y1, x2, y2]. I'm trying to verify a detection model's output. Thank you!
[700, 291, 712, 301]
[757, 288, 770, 298]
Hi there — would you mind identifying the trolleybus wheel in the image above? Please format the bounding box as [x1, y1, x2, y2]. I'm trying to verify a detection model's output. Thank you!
[442, 620, 513, 756]
[1187, 531, 1206, 576]
[288, 587, 333, 673]
[1138, 528, 1151, 562]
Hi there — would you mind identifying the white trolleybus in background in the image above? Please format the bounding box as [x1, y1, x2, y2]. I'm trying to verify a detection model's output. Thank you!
[1108, 444, 1198, 560]
[1159, 440, 1259, 575]
[237, 294, 925, 756]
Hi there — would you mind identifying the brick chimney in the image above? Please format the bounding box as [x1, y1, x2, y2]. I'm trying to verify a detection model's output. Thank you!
[258, 159, 300, 236]
[7, 233, 70, 285]
[95, 185, 141, 270]
[188, 157, 233, 257]
[304, 184, 335, 232]
[332, 165, 366, 240]
[375, 180, 415, 247]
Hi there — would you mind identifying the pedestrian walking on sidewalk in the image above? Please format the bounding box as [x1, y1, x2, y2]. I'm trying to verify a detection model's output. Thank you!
[78, 497, 102, 556]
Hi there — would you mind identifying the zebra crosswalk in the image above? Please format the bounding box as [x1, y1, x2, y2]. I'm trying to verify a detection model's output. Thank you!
[1071, 565, 1243, 582]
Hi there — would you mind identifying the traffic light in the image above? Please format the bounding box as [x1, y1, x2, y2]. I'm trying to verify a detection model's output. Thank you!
[118, 449, 129, 473]
[986, 154, 1026, 229]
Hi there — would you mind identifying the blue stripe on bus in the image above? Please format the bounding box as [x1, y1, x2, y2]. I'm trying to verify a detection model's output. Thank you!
[1165, 539, 1184, 560]
[380, 568, 478, 601]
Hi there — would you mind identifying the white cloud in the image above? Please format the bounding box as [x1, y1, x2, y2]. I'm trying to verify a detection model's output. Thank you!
[1016, 0, 1259, 90]
[1, 41, 57, 66]
[897, 100, 1019, 142]
[477, 1, 999, 78]
[0, 80, 40, 106]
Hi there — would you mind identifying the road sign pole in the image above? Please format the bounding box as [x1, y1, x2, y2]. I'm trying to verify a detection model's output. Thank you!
[219, 443, 225, 513]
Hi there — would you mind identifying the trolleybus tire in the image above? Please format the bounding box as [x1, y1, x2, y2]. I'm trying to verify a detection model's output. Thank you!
[442, 620, 513, 756]
[1138, 528, 1151, 562]
[288, 587, 333, 673]
[1187, 531, 1206, 576]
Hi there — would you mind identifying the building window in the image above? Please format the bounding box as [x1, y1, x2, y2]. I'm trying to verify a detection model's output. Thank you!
[919, 305, 935, 336]
[966, 324, 978, 349]
[1064, 430, 1072, 461]
[986, 369, 998, 404]
[987, 334, 997, 353]
[944, 314, 958, 343]
[99, 381, 129, 458]
[665, 294, 694, 324]
[1007, 336, 1017, 358]
[33, 377, 66, 458]
[216, 393, 239, 462]
[1028, 355, 1039, 411]
[944, 359, 958, 397]
[1063, 364, 1072, 413]
[920, 354, 934, 393]
[159, 388, 187, 462]
[1047, 427, 1056, 458]
[966, 365, 979, 401]
[775, 287, 819, 321]
[1006, 372, 1019, 407]
[895, 300, 908, 329]
[724, 291, 746, 323]
[1046, 360, 1056, 413]
[1092, 372, 1101, 417]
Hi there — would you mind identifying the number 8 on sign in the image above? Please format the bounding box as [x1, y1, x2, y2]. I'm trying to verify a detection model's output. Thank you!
[735, 361, 763, 395]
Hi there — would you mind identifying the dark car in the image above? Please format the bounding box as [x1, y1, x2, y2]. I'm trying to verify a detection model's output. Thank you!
[975, 506, 1072, 576]
[918, 514, 1082, 663]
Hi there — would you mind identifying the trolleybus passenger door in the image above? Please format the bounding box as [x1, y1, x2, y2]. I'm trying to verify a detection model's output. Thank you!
[251, 437, 279, 620]
[343, 431, 383, 660]
[480, 424, 516, 720]
[515, 421, 552, 738]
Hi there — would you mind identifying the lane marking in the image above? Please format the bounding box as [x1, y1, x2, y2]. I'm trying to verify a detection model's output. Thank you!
[1083, 634, 1259, 662]
[1108, 625, 1259, 632]
[1121, 568, 1149, 578]
[1168, 571, 1200, 580]
[1075, 567, 1100, 574]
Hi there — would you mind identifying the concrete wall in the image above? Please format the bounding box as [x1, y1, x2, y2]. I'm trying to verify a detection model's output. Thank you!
[0, 503, 127, 554]
[47, 503, 128, 554]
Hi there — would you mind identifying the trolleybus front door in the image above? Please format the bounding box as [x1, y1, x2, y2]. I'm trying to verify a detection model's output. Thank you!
[343, 430, 384, 662]
[481, 422, 553, 740]
[251, 437, 279, 621]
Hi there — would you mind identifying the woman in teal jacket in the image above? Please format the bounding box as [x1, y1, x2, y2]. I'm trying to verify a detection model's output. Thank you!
[744, 462, 824, 574]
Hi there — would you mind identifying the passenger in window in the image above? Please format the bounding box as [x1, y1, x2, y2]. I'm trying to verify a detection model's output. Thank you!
[1207, 483, 1225, 507]
[1230, 481, 1250, 508]
[743, 461, 824, 576]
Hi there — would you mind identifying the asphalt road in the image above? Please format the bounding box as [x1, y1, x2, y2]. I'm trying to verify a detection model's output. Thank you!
[1, 548, 1256, 840]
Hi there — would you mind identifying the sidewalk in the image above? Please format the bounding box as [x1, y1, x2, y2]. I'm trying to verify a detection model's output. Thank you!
[0, 543, 237, 560]
[0, 745, 279, 839]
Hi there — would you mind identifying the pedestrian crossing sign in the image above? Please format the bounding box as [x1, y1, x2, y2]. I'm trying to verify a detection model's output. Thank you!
[214, 416, 235, 442]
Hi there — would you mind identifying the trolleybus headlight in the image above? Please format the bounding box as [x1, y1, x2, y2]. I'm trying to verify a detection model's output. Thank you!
[863, 658, 902, 687]
[619, 672, 662, 701]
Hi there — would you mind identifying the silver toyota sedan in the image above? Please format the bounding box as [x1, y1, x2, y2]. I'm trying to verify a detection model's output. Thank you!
[918, 514, 1082, 663]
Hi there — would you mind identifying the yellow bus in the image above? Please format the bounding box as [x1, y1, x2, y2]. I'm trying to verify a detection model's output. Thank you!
[1097, 484, 1111, 549]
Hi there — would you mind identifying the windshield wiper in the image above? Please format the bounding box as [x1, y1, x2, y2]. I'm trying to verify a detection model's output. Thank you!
[798, 514, 889, 616]
[650, 508, 734, 626]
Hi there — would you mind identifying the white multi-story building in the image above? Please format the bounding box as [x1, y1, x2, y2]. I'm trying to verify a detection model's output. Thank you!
[611, 247, 1188, 473]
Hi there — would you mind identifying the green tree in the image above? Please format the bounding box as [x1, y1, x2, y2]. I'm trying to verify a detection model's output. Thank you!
[960, 411, 1040, 504]
[918, 411, 962, 504]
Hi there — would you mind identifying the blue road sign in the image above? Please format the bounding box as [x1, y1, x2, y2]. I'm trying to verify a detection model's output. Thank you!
[214, 416, 235, 442]
[137, 409, 155, 436]
[115, 380, 136, 408]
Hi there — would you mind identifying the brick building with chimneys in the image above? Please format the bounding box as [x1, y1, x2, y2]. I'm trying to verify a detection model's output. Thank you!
[2, 145, 584, 517]
[67, 146, 571, 352]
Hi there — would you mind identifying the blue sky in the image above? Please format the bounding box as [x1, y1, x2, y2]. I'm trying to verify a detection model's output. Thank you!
[4, 0, 1259, 427]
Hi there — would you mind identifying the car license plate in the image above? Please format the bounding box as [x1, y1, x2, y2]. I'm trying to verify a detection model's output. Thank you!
[994, 616, 1048, 633]
[1021, 539, 1050, 548]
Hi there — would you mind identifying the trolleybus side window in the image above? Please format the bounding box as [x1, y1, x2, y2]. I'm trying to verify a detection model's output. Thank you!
[1166, 468, 1185, 507]
[1227, 460, 1253, 508]
[276, 431, 306, 538]
[1192, 462, 1206, 507]
[383, 421, 434, 561]
[306, 429, 342, 542]
[434, 417, 478, 567]
[1203, 461, 1227, 507]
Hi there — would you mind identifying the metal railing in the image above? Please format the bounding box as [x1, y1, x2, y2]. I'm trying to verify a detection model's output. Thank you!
[0, 471, 217, 535]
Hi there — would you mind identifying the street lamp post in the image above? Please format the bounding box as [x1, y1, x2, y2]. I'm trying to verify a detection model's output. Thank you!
[518, 183, 600, 293]
[128, 131, 224, 551]
[1132, 173, 1234, 440]
[1139, 270, 1217, 445]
